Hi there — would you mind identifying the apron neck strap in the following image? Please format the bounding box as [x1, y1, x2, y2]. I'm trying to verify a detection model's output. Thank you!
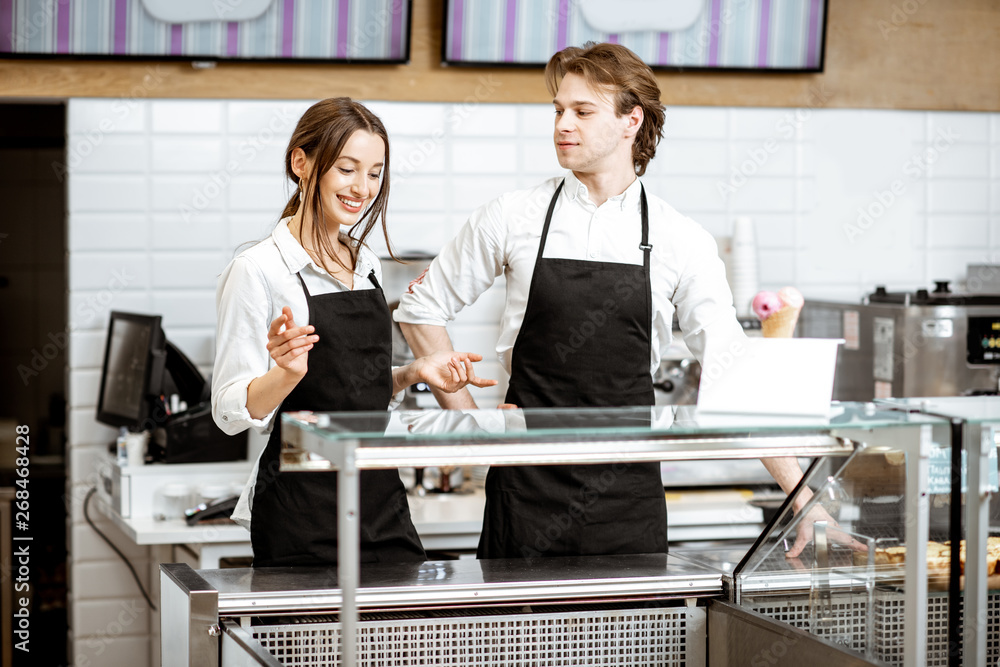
[536, 179, 651, 265]
[296, 272, 311, 298]
[638, 184, 651, 271]
[535, 179, 565, 263]
[296, 270, 381, 297]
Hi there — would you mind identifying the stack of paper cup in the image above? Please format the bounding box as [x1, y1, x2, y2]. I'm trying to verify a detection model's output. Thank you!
[125, 431, 148, 466]
[729, 216, 759, 318]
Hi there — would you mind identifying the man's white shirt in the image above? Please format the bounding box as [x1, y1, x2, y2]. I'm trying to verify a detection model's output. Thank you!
[394, 172, 746, 374]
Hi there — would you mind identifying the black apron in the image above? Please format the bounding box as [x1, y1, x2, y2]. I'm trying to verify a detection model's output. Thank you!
[250, 270, 425, 567]
[478, 180, 668, 559]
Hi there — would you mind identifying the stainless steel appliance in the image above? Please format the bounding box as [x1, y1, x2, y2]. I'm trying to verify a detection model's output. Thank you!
[798, 281, 1000, 401]
[161, 555, 717, 667]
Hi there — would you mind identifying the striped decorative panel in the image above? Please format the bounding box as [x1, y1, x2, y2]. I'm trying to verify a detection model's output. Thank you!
[443, 0, 826, 71]
[0, 0, 410, 61]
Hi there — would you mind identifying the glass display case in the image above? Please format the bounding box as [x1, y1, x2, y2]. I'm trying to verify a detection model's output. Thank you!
[679, 396, 1000, 666]
[275, 403, 949, 667]
[879, 396, 1000, 667]
[161, 402, 973, 667]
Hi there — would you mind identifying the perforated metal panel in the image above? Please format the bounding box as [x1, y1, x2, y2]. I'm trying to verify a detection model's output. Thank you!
[873, 591, 1000, 666]
[743, 593, 869, 653]
[250, 605, 705, 666]
[745, 590, 1000, 665]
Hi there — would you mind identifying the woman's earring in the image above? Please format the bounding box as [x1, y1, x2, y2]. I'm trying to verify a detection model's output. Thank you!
[298, 180, 306, 203]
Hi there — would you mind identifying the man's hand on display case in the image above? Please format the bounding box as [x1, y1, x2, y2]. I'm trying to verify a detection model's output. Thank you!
[783, 555, 810, 571]
[786, 504, 868, 558]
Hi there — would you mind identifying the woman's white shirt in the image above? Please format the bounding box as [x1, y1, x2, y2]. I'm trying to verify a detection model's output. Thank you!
[212, 217, 386, 530]
[212, 217, 386, 435]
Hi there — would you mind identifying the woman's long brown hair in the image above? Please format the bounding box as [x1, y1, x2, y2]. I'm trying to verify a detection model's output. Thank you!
[280, 97, 396, 273]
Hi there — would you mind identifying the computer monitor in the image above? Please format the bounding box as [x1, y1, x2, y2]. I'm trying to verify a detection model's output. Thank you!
[96, 311, 247, 463]
[96, 311, 168, 430]
[96, 310, 209, 428]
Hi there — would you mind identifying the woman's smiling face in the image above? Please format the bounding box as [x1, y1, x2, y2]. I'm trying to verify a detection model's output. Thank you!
[315, 129, 385, 229]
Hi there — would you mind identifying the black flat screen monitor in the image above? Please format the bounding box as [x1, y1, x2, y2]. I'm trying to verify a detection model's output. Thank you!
[96, 311, 168, 430]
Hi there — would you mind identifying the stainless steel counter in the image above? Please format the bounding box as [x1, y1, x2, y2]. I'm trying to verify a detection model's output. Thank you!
[161, 551, 887, 666]
[185, 553, 722, 616]
[161, 555, 720, 667]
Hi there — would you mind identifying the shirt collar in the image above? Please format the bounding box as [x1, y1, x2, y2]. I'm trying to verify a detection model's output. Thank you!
[273, 217, 312, 274]
[563, 171, 643, 212]
[272, 217, 371, 279]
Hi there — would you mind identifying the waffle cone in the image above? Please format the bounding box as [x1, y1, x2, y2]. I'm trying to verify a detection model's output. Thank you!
[761, 305, 801, 338]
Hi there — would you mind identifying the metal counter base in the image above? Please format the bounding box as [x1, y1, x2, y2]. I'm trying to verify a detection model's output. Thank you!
[707, 599, 878, 667]
[161, 553, 718, 666]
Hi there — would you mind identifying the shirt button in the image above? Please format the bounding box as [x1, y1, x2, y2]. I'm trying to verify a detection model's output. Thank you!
[222, 415, 229, 422]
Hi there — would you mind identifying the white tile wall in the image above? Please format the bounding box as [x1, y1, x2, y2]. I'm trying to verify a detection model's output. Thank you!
[65, 98, 1000, 666]
[69, 174, 148, 211]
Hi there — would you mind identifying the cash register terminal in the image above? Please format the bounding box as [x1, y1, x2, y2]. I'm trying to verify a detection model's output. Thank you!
[96, 311, 247, 463]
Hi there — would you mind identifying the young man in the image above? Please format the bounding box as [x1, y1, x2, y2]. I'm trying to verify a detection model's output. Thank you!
[395, 43, 824, 559]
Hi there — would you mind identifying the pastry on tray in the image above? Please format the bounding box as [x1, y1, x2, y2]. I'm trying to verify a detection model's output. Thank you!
[851, 537, 1000, 579]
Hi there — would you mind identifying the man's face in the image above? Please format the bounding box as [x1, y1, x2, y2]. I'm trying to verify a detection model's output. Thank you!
[552, 72, 631, 175]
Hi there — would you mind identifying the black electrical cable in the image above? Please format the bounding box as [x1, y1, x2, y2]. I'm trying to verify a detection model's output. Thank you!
[83, 486, 157, 612]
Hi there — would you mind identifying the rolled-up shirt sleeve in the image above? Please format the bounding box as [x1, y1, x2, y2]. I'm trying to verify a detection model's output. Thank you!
[212, 256, 279, 435]
[672, 227, 746, 366]
[394, 198, 507, 326]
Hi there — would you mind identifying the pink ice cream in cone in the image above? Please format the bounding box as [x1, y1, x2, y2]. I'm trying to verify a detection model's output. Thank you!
[753, 287, 804, 338]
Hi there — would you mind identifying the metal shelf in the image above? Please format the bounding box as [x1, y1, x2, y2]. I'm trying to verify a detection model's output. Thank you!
[281, 430, 854, 471]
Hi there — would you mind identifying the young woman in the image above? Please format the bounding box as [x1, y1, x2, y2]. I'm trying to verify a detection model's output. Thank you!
[212, 98, 495, 567]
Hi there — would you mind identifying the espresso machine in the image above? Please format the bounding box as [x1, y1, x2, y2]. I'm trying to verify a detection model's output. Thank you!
[798, 269, 1000, 401]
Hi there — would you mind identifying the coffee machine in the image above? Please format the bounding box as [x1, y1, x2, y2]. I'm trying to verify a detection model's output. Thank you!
[798, 274, 1000, 401]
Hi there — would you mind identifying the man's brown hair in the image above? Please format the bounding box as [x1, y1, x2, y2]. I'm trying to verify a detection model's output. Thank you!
[545, 42, 665, 177]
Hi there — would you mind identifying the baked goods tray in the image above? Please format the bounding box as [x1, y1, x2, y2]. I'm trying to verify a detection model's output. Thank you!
[673, 548, 900, 595]
[677, 545, 1000, 596]
[727, 567, 1000, 596]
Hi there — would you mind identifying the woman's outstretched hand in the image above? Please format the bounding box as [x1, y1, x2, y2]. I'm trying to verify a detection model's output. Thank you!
[245, 307, 318, 420]
[266, 306, 318, 378]
[413, 351, 498, 394]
